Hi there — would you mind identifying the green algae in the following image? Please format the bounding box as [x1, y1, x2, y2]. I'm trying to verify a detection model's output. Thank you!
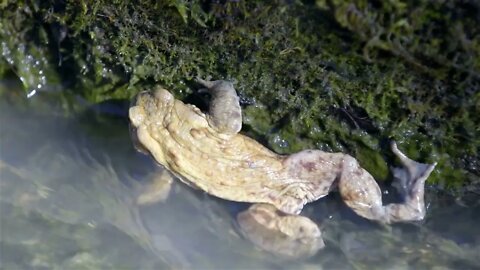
[1, 0, 479, 193]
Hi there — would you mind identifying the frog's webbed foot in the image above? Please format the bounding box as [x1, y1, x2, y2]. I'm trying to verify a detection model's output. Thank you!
[136, 169, 174, 205]
[237, 203, 324, 259]
[195, 77, 242, 135]
[390, 142, 437, 200]
[338, 142, 436, 224]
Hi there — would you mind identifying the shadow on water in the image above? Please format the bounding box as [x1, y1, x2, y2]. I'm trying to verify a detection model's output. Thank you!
[1, 82, 479, 269]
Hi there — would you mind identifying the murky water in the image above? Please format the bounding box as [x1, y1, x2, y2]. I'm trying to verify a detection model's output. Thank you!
[1, 81, 479, 269]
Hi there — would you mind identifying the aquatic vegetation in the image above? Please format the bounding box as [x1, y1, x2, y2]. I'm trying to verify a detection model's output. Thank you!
[1, 0, 479, 193]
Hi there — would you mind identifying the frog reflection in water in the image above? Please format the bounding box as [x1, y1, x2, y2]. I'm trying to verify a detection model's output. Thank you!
[129, 78, 436, 258]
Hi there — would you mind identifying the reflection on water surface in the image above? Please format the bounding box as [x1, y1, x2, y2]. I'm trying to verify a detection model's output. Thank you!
[0, 85, 479, 269]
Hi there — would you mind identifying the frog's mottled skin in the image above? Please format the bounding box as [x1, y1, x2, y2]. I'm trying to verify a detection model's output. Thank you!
[129, 79, 436, 258]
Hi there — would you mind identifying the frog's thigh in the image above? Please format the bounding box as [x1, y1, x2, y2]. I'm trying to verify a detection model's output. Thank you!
[137, 169, 174, 205]
[237, 203, 324, 259]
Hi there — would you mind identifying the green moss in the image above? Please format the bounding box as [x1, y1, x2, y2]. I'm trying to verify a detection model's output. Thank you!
[0, 1, 62, 96]
[1, 0, 479, 193]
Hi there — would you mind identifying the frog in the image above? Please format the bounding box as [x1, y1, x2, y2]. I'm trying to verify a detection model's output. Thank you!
[128, 78, 437, 259]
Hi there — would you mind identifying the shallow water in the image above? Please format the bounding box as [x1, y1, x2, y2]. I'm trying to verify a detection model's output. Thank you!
[1, 83, 479, 269]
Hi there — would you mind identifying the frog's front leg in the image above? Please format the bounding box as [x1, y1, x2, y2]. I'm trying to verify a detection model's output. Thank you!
[195, 78, 242, 135]
[136, 169, 174, 205]
[237, 203, 325, 259]
[338, 142, 436, 224]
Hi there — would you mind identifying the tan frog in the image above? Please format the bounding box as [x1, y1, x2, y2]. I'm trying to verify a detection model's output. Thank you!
[129, 78, 436, 258]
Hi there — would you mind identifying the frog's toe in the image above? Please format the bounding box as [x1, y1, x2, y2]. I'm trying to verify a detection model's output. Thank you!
[195, 77, 215, 88]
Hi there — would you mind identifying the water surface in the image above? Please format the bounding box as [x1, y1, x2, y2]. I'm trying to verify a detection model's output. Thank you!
[1, 84, 479, 269]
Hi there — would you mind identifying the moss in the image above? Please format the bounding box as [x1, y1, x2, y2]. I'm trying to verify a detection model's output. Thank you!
[1, 0, 479, 193]
[0, 1, 62, 96]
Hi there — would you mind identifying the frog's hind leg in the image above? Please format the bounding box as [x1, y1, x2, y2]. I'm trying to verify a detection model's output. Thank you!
[237, 203, 325, 259]
[338, 142, 436, 224]
[195, 78, 242, 135]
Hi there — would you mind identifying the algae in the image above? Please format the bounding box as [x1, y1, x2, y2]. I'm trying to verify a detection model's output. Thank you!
[1, 0, 479, 192]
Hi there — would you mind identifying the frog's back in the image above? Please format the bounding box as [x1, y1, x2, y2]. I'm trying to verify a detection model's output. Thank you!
[145, 96, 287, 203]
[130, 88, 323, 211]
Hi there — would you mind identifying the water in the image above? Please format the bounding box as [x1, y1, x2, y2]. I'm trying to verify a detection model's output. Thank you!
[1, 81, 479, 269]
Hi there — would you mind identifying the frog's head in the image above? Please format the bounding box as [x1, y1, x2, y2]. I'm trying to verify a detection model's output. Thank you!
[129, 88, 174, 126]
[128, 87, 174, 154]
